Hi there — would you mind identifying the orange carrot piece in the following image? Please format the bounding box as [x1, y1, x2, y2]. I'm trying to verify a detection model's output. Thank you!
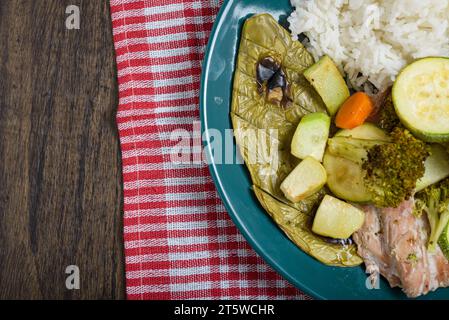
[335, 92, 374, 129]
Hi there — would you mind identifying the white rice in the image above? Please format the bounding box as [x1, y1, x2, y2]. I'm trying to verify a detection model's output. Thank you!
[288, 0, 449, 92]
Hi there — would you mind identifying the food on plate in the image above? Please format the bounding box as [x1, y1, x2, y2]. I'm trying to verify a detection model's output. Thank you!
[335, 92, 374, 129]
[254, 186, 362, 266]
[327, 137, 386, 165]
[230, 8, 449, 297]
[280, 156, 327, 203]
[416, 144, 449, 192]
[312, 195, 365, 239]
[362, 127, 429, 208]
[353, 200, 449, 298]
[323, 152, 372, 203]
[392, 58, 449, 143]
[256, 56, 291, 106]
[291, 112, 330, 161]
[335, 123, 391, 141]
[303, 55, 350, 115]
[414, 179, 449, 252]
[289, 0, 449, 91]
[439, 223, 449, 259]
[377, 93, 401, 133]
[232, 14, 361, 267]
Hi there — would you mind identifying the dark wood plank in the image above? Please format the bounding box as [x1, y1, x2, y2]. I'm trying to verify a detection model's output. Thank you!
[0, 0, 125, 299]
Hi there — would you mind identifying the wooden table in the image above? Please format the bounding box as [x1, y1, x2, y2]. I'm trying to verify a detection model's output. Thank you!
[0, 0, 125, 299]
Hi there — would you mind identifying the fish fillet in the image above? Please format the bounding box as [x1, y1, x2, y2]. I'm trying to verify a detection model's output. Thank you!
[353, 199, 449, 297]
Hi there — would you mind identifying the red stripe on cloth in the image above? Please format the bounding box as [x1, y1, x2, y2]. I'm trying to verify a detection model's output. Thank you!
[110, 0, 307, 300]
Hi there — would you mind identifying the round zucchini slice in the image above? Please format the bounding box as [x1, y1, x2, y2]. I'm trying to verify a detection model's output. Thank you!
[323, 152, 372, 203]
[392, 57, 449, 142]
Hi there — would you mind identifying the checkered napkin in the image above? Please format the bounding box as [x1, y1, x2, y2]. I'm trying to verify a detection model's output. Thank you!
[110, 0, 307, 300]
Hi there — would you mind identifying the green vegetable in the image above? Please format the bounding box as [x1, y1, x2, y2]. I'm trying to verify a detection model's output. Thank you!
[304, 55, 350, 116]
[392, 57, 449, 143]
[362, 127, 430, 208]
[254, 187, 363, 266]
[415, 178, 449, 252]
[312, 195, 365, 239]
[280, 157, 327, 203]
[327, 137, 387, 165]
[323, 152, 372, 203]
[438, 222, 449, 260]
[336, 123, 390, 141]
[231, 14, 361, 267]
[378, 94, 400, 133]
[291, 113, 330, 162]
[416, 144, 449, 192]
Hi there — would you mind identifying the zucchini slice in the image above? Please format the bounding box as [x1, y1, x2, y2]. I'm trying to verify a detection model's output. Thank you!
[323, 152, 372, 203]
[392, 57, 449, 142]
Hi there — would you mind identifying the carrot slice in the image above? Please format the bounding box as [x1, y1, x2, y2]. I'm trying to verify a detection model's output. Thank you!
[335, 92, 374, 129]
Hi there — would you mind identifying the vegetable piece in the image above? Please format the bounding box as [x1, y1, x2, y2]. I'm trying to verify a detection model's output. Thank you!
[291, 112, 330, 162]
[362, 127, 430, 208]
[335, 92, 374, 129]
[280, 157, 327, 203]
[377, 93, 400, 133]
[327, 137, 387, 165]
[415, 178, 449, 252]
[312, 195, 365, 239]
[323, 152, 372, 202]
[336, 123, 390, 141]
[416, 144, 449, 192]
[392, 57, 449, 143]
[438, 222, 449, 260]
[304, 55, 350, 116]
[254, 186, 363, 267]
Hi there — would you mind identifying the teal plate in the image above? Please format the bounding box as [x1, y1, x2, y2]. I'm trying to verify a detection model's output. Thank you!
[200, 0, 449, 300]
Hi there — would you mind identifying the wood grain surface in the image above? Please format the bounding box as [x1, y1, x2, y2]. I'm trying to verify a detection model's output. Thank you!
[0, 0, 125, 299]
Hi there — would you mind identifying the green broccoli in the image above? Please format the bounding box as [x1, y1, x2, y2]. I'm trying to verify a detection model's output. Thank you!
[378, 94, 401, 133]
[362, 127, 430, 208]
[415, 178, 449, 252]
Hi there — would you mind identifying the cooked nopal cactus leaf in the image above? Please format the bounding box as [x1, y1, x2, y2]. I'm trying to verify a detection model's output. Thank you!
[231, 14, 362, 267]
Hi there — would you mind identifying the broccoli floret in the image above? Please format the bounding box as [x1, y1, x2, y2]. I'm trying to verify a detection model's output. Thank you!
[415, 178, 449, 252]
[362, 127, 430, 208]
[378, 94, 401, 133]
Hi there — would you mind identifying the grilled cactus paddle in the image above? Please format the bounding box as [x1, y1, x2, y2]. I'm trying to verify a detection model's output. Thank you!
[231, 14, 362, 267]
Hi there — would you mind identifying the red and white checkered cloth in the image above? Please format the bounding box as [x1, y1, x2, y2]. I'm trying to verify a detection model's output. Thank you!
[110, 0, 307, 300]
